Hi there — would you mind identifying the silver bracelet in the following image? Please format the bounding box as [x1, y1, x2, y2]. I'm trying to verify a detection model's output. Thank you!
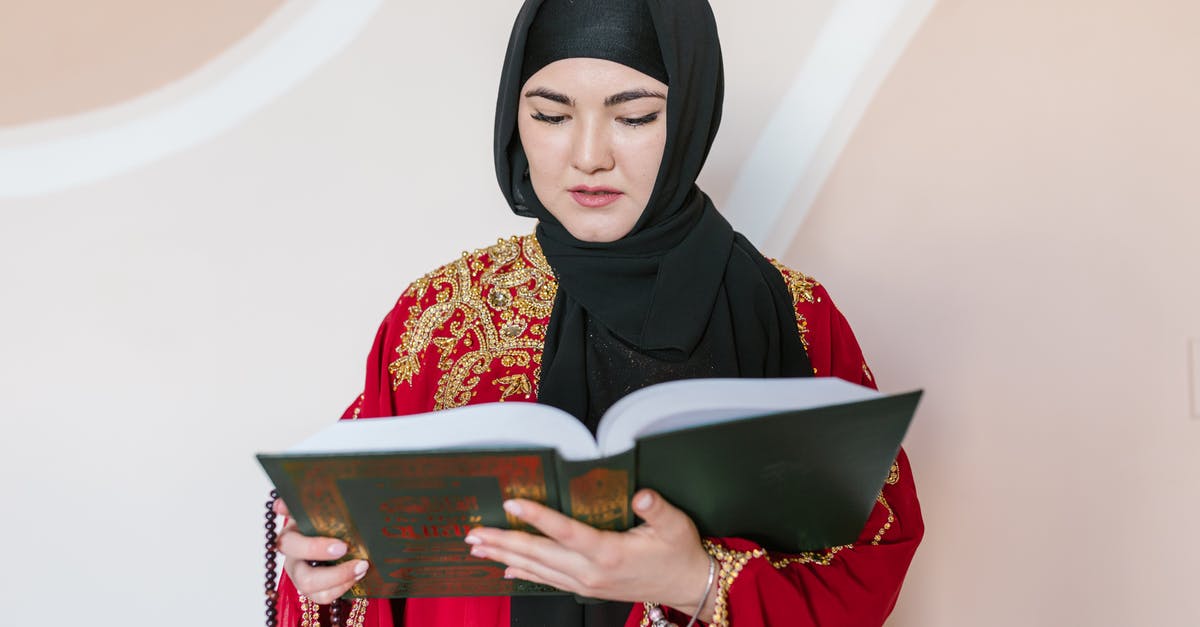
[647, 555, 717, 627]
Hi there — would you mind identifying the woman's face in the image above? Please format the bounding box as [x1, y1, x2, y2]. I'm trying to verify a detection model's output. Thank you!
[518, 58, 668, 243]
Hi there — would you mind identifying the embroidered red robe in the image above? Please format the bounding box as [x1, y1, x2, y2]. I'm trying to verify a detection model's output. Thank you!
[275, 234, 923, 627]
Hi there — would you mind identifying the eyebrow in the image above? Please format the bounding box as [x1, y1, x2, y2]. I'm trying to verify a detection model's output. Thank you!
[523, 87, 667, 107]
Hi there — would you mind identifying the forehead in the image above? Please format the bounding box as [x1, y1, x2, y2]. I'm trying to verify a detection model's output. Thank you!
[522, 58, 669, 95]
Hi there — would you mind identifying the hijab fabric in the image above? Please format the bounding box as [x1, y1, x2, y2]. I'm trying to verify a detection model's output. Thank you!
[493, 1, 813, 623]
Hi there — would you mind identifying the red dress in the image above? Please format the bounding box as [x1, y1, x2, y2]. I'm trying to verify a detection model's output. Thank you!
[274, 234, 923, 627]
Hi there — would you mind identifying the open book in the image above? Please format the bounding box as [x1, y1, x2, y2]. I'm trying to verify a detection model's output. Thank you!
[258, 377, 920, 598]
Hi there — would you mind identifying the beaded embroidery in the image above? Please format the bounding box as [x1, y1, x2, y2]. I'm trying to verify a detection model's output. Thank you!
[297, 597, 368, 627]
[770, 260, 819, 306]
[388, 235, 557, 409]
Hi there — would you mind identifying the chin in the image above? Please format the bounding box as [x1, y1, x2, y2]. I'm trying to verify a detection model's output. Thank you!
[563, 223, 631, 243]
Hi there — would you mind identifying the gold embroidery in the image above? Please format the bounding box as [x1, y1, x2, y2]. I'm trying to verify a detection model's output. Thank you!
[350, 394, 364, 420]
[769, 260, 819, 348]
[297, 597, 368, 627]
[796, 312, 810, 350]
[769, 260, 819, 305]
[299, 596, 319, 627]
[487, 289, 512, 309]
[872, 494, 896, 546]
[887, 461, 900, 485]
[862, 362, 875, 383]
[699, 538, 857, 625]
[346, 599, 368, 627]
[703, 540, 768, 627]
[769, 544, 852, 568]
[639, 602, 654, 627]
[493, 373, 533, 401]
[388, 235, 557, 409]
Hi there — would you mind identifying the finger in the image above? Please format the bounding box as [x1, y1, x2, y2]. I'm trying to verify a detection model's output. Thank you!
[502, 499, 602, 552]
[470, 542, 583, 593]
[468, 527, 575, 568]
[287, 558, 370, 604]
[467, 527, 591, 585]
[631, 490, 694, 537]
[277, 525, 349, 562]
[503, 566, 567, 592]
[273, 498, 290, 518]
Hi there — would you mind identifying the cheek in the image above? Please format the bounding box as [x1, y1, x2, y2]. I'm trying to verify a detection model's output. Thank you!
[519, 121, 565, 178]
[621, 134, 666, 193]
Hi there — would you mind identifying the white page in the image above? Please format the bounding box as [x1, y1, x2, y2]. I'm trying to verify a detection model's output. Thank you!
[596, 377, 883, 456]
[281, 402, 602, 460]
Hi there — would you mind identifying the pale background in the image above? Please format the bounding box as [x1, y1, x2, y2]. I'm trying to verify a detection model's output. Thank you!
[1, 1, 1196, 625]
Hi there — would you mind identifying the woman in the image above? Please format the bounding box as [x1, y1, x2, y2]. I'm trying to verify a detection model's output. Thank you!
[272, 0, 922, 625]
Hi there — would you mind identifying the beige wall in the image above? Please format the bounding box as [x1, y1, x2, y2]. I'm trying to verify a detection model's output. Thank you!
[786, 1, 1200, 625]
[0, 0, 282, 126]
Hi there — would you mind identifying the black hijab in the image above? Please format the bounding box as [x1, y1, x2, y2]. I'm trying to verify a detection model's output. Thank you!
[493, 0, 812, 623]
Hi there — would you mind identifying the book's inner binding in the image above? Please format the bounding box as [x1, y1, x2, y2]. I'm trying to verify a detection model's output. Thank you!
[284, 402, 603, 460]
[278, 378, 885, 462]
[595, 377, 883, 456]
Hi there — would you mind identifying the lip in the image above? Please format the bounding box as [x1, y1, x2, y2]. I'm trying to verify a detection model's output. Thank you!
[568, 185, 624, 208]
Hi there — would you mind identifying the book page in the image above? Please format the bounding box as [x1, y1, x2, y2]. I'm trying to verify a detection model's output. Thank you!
[596, 378, 883, 456]
[282, 402, 602, 461]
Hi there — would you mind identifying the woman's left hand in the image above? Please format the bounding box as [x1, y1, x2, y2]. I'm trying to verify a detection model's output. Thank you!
[465, 489, 715, 620]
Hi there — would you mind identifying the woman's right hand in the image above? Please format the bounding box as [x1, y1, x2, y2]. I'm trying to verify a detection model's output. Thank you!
[274, 499, 371, 604]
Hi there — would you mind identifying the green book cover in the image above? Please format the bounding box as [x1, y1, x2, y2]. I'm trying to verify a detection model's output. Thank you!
[257, 378, 919, 598]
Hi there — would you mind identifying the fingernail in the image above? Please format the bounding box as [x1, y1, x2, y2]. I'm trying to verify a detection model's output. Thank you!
[503, 500, 523, 517]
[354, 561, 369, 578]
[503, 569, 515, 580]
[328, 542, 348, 557]
[464, 535, 481, 545]
[470, 546, 488, 558]
[635, 492, 653, 511]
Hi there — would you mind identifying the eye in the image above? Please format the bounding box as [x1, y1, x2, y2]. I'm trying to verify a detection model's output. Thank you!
[531, 112, 567, 125]
[620, 112, 660, 127]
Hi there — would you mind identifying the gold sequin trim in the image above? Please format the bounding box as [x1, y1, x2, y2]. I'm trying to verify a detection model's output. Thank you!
[703, 540, 768, 627]
[297, 597, 368, 627]
[699, 540, 856, 626]
[769, 260, 819, 348]
[387, 234, 556, 408]
[769, 260, 820, 305]
[350, 394, 364, 420]
[299, 595, 319, 627]
[769, 544, 852, 568]
[493, 373, 533, 401]
[346, 599, 368, 627]
[639, 602, 655, 627]
[871, 494, 896, 546]
[862, 362, 874, 383]
[887, 461, 900, 485]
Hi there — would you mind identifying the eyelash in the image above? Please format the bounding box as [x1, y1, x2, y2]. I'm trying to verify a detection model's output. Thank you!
[531, 112, 566, 125]
[529, 112, 661, 127]
[622, 113, 659, 127]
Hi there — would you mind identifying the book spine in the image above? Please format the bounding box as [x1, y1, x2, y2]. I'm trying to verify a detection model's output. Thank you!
[553, 450, 637, 531]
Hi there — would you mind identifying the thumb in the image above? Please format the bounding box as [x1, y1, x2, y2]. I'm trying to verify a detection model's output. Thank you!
[632, 489, 692, 534]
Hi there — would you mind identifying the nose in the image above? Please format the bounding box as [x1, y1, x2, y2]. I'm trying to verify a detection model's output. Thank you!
[570, 117, 615, 174]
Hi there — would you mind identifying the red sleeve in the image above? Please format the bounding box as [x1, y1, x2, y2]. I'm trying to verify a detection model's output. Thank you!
[355, 281, 442, 420]
[655, 283, 924, 627]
